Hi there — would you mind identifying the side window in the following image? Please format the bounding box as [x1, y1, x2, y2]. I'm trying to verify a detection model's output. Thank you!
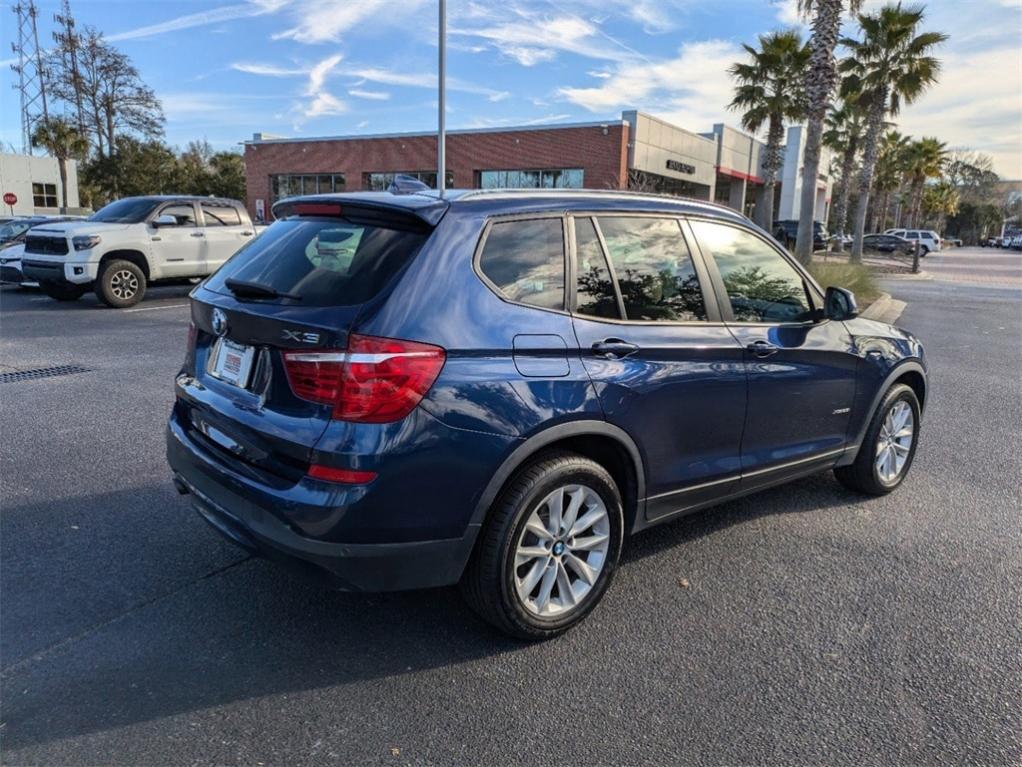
[478, 218, 565, 310]
[691, 221, 814, 323]
[596, 216, 706, 322]
[201, 202, 242, 227]
[574, 217, 621, 319]
[159, 204, 197, 227]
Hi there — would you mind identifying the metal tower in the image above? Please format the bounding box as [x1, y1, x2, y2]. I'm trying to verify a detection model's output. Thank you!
[10, 0, 50, 153]
[53, 0, 86, 137]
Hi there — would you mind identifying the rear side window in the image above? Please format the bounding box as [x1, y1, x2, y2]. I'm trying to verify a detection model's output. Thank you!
[205, 218, 427, 306]
[478, 218, 565, 310]
[201, 202, 242, 226]
[596, 216, 706, 322]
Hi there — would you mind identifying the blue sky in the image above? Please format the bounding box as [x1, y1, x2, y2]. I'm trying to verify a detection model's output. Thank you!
[2, 0, 1020, 176]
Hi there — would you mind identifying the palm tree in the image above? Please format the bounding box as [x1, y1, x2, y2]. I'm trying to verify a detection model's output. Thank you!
[31, 117, 89, 212]
[903, 136, 947, 227]
[922, 179, 959, 233]
[870, 130, 911, 232]
[842, 3, 948, 262]
[822, 95, 866, 251]
[793, 0, 864, 265]
[728, 30, 810, 230]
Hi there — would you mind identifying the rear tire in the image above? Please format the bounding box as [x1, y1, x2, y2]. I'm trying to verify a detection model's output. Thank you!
[835, 383, 920, 495]
[95, 260, 146, 308]
[39, 281, 86, 301]
[460, 451, 624, 640]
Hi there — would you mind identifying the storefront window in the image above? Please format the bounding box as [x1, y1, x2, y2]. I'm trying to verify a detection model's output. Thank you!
[362, 171, 454, 191]
[269, 173, 346, 204]
[477, 168, 584, 189]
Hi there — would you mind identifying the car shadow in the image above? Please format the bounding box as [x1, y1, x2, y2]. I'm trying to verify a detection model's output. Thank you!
[1, 472, 870, 751]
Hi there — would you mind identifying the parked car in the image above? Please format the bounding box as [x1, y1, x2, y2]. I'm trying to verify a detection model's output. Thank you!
[861, 233, 914, 256]
[773, 219, 828, 251]
[21, 196, 258, 307]
[0, 216, 85, 286]
[166, 186, 928, 639]
[885, 229, 941, 255]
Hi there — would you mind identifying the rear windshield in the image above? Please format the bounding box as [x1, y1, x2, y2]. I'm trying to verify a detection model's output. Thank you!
[205, 217, 428, 306]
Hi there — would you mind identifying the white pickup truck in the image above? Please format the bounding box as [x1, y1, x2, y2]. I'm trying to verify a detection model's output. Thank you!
[21, 195, 259, 307]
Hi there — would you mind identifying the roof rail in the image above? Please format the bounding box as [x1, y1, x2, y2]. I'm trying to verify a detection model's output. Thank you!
[455, 187, 743, 216]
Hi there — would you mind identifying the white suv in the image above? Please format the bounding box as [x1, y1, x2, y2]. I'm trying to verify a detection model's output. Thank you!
[21, 196, 258, 307]
[885, 229, 942, 255]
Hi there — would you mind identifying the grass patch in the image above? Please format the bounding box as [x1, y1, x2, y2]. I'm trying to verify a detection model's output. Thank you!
[807, 261, 881, 306]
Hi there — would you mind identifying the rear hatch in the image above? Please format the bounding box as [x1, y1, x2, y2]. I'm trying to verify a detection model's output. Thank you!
[174, 196, 444, 485]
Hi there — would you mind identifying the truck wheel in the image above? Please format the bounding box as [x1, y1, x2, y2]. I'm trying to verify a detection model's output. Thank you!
[460, 450, 624, 640]
[39, 281, 86, 301]
[95, 260, 146, 308]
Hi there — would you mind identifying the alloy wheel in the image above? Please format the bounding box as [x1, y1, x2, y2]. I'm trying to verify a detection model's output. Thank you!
[110, 269, 139, 300]
[875, 400, 914, 484]
[513, 484, 611, 617]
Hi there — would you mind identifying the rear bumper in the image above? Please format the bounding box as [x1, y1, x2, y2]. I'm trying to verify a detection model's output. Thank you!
[166, 415, 480, 592]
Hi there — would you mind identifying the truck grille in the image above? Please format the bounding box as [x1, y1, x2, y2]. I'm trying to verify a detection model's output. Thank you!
[24, 236, 69, 255]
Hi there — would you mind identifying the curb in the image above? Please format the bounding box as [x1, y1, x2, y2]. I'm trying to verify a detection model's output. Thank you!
[860, 292, 907, 325]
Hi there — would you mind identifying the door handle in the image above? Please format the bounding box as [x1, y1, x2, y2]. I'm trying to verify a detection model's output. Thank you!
[592, 338, 639, 359]
[240, 231, 254, 237]
[746, 340, 779, 358]
[190, 232, 205, 238]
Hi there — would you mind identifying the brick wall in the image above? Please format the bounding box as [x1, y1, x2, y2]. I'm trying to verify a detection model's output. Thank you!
[243, 123, 630, 219]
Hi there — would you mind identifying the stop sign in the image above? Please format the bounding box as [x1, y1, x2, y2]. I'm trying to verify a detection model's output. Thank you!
[2, 192, 16, 206]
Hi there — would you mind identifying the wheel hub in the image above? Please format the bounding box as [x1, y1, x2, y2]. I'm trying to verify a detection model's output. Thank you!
[552, 541, 566, 556]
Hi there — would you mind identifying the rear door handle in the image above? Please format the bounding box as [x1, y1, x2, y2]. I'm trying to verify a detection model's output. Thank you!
[746, 340, 779, 358]
[592, 338, 639, 359]
[190, 232, 205, 238]
[240, 230, 254, 237]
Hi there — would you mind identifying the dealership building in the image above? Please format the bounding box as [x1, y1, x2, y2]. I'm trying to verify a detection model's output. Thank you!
[243, 110, 831, 225]
[0, 152, 81, 216]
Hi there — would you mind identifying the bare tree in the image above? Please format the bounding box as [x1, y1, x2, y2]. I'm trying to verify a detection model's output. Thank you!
[47, 26, 164, 159]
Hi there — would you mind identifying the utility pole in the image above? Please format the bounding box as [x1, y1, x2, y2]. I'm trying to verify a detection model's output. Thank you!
[54, 0, 86, 137]
[437, 0, 446, 196]
[10, 1, 49, 153]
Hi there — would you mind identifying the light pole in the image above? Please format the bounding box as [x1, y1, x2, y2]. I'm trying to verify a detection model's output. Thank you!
[438, 0, 446, 197]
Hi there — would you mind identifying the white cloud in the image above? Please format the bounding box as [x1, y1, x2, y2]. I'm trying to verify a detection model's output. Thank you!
[587, 70, 612, 79]
[896, 44, 1022, 178]
[559, 39, 742, 131]
[273, 0, 427, 44]
[107, 1, 285, 42]
[231, 62, 308, 77]
[464, 113, 572, 129]
[348, 88, 391, 101]
[231, 55, 346, 122]
[345, 67, 510, 102]
[452, 11, 640, 65]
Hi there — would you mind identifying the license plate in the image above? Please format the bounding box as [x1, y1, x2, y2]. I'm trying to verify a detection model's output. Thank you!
[209, 338, 256, 388]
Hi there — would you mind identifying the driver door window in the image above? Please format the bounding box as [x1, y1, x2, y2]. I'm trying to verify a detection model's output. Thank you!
[690, 221, 814, 323]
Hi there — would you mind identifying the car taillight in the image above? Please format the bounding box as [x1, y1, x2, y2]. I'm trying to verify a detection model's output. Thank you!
[282, 334, 445, 423]
[307, 464, 377, 484]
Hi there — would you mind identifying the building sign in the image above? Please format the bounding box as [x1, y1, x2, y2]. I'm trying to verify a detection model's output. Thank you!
[665, 159, 696, 175]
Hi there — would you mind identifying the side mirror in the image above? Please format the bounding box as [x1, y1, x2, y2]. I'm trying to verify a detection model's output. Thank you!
[824, 286, 858, 321]
[152, 214, 177, 227]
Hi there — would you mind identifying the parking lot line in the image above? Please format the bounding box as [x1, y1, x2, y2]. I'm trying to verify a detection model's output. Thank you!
[124, 303, 190, 313]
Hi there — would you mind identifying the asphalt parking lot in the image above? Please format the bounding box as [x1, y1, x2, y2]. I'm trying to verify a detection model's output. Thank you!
[1, 248, 1020, 765]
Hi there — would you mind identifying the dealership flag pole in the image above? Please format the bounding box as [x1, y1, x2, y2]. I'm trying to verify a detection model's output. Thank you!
[438, 0, 446, 197]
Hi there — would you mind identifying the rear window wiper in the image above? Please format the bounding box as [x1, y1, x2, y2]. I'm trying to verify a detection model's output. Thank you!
[224, 278, 302, 301]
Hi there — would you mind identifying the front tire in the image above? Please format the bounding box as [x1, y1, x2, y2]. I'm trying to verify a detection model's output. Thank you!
[39, 281, 86, 301]
[835, 383, 920, 495]
[95, 260, 146, 308]
[461, 451, 624, 640]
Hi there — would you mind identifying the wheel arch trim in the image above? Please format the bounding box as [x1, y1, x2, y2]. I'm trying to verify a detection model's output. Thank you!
[467, 420, 646, 533]
[842, 360, 927, 465]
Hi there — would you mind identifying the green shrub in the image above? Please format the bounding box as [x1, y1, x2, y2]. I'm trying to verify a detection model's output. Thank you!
[807, 262, 881, 305]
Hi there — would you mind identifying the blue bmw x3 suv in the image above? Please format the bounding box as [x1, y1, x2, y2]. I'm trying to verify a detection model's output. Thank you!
[167, 184, 927, 639]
